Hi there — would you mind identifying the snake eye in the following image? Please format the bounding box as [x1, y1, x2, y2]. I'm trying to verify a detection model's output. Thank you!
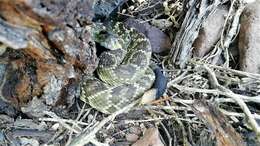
[97, 30, 109, 40]
[99, 30, 108, 35]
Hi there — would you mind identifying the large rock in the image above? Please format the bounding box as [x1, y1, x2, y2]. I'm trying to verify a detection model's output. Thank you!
[193, 6, 228, 57]
[239, 1, 260, 73]
[1, 0, 94, 26]
[0, 0, 97, 112]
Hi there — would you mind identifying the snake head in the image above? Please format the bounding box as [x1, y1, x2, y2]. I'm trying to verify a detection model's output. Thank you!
[91, 23, 123, 51]
[99, 34, 123, 50]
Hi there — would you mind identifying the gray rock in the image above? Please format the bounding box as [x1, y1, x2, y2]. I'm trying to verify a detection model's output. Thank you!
[126, 133, 139, 142]
[239, 1, 260, 73]
[193, 6, 228, 57]
[94, 0, 126, 18]
[21, 97, 50, 118]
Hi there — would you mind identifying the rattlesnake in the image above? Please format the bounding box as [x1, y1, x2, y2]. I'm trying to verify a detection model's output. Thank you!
[80, 22, 155, 114]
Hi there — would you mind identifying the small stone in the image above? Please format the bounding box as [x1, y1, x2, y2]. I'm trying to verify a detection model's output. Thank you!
[129, 127, 142, 135]
[105, 137, 115, 144]
[19, 137, 39, 146]
[51, 123, 60, 130]
[140, 89, 157, 104]
[137, 0, 145, 3]
[126, 133, 139, 142]
[21, 97, 50, 118]
[87, 114, 94, 123]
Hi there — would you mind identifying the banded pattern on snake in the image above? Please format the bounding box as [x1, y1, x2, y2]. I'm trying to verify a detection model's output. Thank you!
[80, 22, 155, 114]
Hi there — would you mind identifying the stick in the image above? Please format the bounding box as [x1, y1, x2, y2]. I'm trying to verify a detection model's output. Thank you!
[203, 65, 260, 141]
[68, 99, 140, 146]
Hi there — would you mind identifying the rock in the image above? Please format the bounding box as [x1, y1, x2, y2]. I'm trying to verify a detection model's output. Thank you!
[0, 114, 14, 125]
[129, 127, 142, 135]
[19, 137, 39, 146]
[0, 51, 76, 108]
[126, 133, 139, 142]
[193, 5, 228, 57]
[0, 0, 94, 26]
[0, 55, 39, 107]
[0, 98, 17, 117]
[36, 62, 72, 106]
[21, 97, 50, 118]
[0, 18, 42, 50]
[94, 0, 126, 19]
[140, 88, 157, 104]
[125, 19, 172, 53]
[48, 25, 96, 70]
[239, 1, 260, 73]
[0, 0, 98, 112]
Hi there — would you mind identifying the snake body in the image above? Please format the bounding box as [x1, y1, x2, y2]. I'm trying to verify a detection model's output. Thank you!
[80, 22, 155, 114]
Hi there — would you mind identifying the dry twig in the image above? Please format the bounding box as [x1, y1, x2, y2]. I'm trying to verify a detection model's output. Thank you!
[68, 99, 140, 146]
[203, 65, 260, 141]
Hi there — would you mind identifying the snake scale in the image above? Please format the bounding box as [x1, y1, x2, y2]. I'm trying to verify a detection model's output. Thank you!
[80, 22, 155, 114]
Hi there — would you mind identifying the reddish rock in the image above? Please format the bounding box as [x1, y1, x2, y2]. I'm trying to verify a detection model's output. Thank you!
[47, 25, 96, 70]
[0, 0, 94, 28]
[239, 1, 260, 73]
[1, 57, 37, 106]
[0, 0, 97, 112]
[0, 0, 44, 30]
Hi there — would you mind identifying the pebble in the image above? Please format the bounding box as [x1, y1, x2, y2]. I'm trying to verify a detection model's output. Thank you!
[129, 127, 142, 135]
[126, 133, 139, 142]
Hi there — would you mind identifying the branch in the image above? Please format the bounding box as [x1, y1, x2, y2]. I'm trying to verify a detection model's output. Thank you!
[68, 99, 140, 146]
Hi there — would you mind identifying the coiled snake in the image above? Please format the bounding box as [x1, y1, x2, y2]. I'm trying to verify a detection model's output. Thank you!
[80, 22, 155, 114]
